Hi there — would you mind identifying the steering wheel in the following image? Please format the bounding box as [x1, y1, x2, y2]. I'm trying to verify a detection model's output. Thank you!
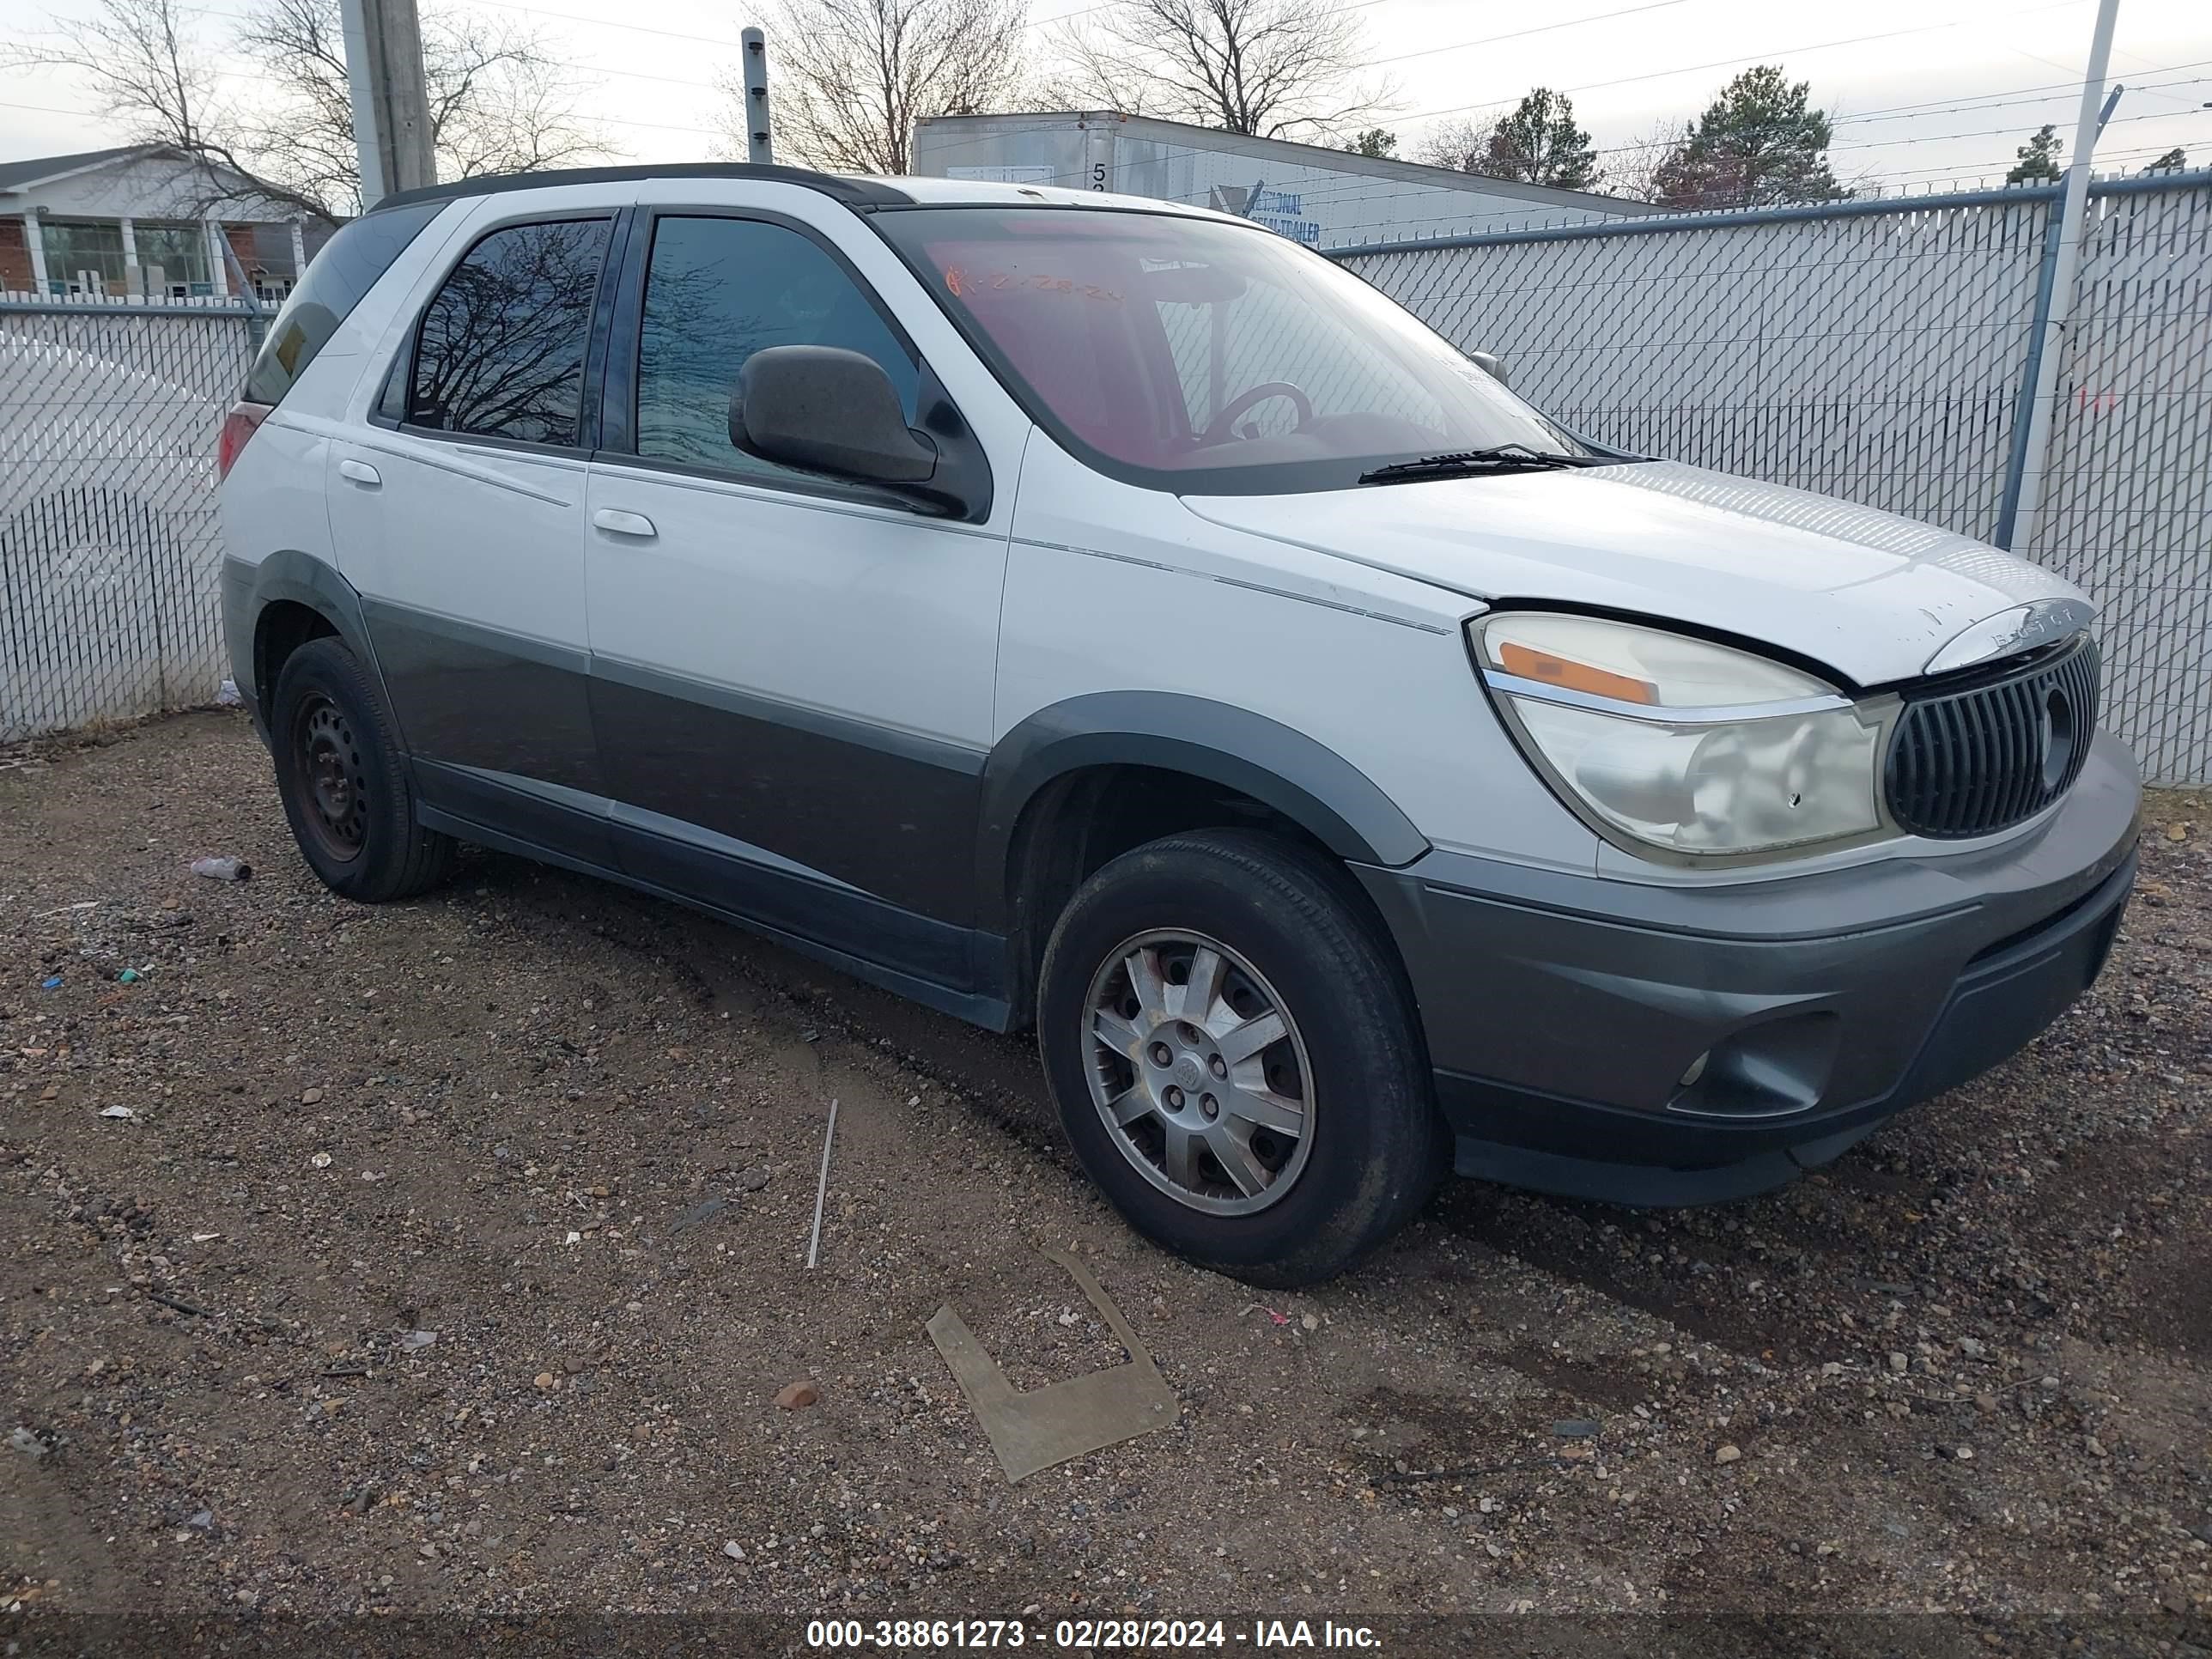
[1199, 381, 1314, 446]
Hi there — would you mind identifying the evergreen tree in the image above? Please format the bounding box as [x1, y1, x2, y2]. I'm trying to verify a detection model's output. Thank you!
[2142, 147, 2187, 173]
[1477, 88, 1601, 190]
[1344, 128, 1398, 159]
[2007, 125, 2063, 185]
[1650, 65, 1847, 210]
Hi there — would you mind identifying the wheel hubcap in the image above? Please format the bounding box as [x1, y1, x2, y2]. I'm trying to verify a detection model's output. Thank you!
[292, 696, 368, 860]
[1083, 930, 1314, 1216]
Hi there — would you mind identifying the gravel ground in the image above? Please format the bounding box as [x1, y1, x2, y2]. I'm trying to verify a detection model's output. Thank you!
[1, 711, 2207, 1641]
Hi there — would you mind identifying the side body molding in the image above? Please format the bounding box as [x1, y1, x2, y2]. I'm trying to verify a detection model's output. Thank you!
[975, 691, 1431, 933]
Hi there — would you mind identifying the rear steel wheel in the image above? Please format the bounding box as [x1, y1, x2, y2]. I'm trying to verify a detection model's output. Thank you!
[269, 635, 453, 902]
[291, 694, 369, 862]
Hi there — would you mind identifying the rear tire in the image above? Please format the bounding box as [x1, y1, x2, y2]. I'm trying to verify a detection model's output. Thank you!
[1037, 830, 1445, 1287]
[270, 635, 453, 902]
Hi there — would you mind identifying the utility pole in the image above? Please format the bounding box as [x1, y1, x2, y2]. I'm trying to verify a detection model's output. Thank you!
[1996, 0, 2120, 552]
[740, 27, 774, 165]
[340, 0, 437, 207]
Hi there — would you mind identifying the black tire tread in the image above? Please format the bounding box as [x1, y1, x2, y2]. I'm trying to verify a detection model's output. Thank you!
[1038, 828, 1446, 1288]
[271, 635, 453, 902]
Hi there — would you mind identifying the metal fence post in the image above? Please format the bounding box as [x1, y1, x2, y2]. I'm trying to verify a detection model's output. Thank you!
[216, 233, 270, 349]
[1993, 0, 2122, 551]
[1993, 198, 2067, 550]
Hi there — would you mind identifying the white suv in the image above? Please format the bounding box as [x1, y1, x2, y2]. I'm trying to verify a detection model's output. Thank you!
[219, 164, 2139, 1285]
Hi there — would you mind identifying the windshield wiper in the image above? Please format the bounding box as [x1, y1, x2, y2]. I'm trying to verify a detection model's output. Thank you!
[1358, 444, 1602, 484]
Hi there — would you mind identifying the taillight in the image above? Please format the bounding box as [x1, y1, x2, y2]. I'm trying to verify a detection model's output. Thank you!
[217, 401, 272, 482]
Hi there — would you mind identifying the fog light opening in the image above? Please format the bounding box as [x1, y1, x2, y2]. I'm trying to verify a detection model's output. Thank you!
[1667, 1012, 1841, 1120]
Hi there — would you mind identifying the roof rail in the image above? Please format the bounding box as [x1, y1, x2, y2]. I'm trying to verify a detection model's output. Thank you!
[369, 162, 912, 214]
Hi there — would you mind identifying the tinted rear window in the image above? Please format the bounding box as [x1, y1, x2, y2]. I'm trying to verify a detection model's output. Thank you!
[243, 201, 445, 406]
[404, 217, 611, 446]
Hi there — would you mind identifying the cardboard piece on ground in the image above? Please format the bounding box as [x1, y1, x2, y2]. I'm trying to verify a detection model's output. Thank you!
[927, 1245, 1179, 1483]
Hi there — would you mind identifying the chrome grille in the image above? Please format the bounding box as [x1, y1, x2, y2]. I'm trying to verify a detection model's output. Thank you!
[1885, 637, 2100, 839]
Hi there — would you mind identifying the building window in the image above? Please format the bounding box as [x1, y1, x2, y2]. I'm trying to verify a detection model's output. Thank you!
[41, 220, 128, 293]
[133, 222, 213, 295]
[244, 222, 301, 301]
[0, 220, 34, 294]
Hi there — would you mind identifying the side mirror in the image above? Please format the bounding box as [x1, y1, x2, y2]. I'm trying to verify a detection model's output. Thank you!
[1468, 350, 1509, 388]
[729, 345, 937, 484]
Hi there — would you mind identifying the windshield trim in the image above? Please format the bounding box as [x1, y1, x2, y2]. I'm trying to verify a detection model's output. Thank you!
[867, 204, 1599, 498]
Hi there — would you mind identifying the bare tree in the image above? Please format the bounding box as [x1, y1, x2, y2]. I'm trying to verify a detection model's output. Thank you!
[227, 0, 361, 213]
[4, 0, 611, 220]
[1050, 0, 1393, 142]
[236, 0, 611, 214]
[720, 0, 1029, 175]
[1414, 116, 1492, 173]
[1605, 120, 1689, 204]
[0, 0, 329, 216]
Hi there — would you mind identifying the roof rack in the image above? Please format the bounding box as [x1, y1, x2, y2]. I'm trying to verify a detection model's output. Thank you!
[369, 162, 912, 214]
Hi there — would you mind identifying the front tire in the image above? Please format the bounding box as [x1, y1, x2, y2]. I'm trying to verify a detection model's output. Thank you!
[1037, 830, 1445, 1287]
[269, 635, 453, 902]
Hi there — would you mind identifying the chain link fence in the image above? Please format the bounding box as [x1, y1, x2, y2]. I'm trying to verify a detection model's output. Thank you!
[1339, 173, 2212, 786]
[2, 300, 256, 743]
[2031, 183, 2212, 785]
[5, 183, 2209, 783]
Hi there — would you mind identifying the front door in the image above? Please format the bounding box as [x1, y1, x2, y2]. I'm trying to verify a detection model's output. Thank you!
[583, 206, 1009, 987]
[328, 210, 618, 862]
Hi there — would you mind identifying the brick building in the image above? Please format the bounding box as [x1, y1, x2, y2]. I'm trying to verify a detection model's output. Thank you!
[0, 144, 336, 301]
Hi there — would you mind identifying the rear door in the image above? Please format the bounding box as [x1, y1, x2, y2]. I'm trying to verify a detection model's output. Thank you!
[328, 200, 623, 863]
[581, 186, 1022, 996]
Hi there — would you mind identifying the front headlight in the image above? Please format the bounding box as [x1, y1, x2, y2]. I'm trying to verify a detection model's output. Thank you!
[1473, 612, 1888, 859]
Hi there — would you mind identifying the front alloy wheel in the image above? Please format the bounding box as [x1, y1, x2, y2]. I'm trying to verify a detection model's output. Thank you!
[1036, 830, 1446, 1287]
[1085, 930, 1314, 1215]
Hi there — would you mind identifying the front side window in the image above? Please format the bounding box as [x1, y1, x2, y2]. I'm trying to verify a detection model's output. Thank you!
[408, 217, 611, 447]
[875, 206, 1593, 495]
[635, 215, 918, 476]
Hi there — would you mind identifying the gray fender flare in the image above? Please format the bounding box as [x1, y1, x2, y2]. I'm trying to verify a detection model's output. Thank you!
[223, 550, 382, 703]
[974, 691, 1429, 933]
[222, 550, 404, 753]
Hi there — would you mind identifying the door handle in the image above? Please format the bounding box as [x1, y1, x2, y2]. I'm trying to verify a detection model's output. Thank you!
[337, 459, 381, 487]
[592, 507, 657, 539]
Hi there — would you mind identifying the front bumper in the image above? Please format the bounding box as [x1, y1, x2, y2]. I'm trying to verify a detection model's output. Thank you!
[1352, 731, 2142, 1206]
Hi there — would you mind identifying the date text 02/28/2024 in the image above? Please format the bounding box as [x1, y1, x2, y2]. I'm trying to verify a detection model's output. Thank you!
[805, 1618, 1383, 1649]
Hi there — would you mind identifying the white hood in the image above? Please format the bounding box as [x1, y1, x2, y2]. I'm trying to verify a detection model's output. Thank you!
[1182, 460, 2086, 686]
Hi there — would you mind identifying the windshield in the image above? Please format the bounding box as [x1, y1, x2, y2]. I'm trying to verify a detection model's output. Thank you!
[872, 205, 1595, 495]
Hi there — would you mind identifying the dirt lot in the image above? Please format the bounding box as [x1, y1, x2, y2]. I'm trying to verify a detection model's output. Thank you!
[1, 711, 2208, 1644]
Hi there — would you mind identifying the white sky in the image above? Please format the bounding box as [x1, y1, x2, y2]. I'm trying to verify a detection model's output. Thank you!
[3, 0, 2209, 192]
